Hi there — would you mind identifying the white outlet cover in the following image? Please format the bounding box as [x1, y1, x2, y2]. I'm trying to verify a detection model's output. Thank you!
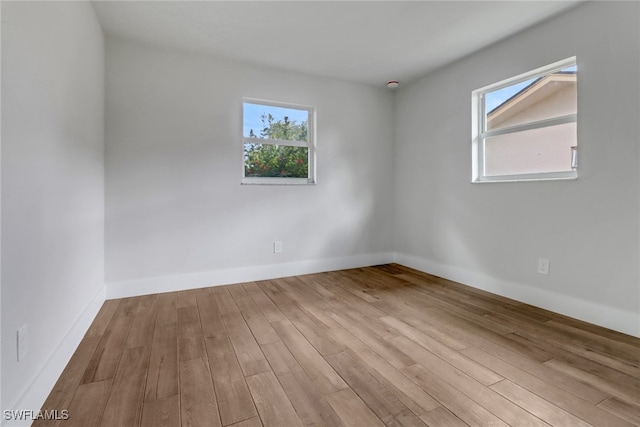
[537, 258, 550, 275]
[274, 241, 283, 254]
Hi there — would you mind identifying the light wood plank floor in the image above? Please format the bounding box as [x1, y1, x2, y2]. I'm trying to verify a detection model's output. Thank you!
[36, 264, 640, 426]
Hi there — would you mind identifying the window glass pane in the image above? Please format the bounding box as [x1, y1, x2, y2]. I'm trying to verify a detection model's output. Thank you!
[244, 143, 309, 178]
[484, 122, 576, 176]
[243, 103, 309, 142]
[485, 65, 576, 131]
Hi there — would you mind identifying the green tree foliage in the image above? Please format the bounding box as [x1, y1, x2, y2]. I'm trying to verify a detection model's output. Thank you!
[245, 113, 309, 178]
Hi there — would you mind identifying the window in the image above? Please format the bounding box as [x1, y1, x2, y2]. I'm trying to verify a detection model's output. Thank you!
[472, 57, 577, 182]
[242, 99, 315, 184]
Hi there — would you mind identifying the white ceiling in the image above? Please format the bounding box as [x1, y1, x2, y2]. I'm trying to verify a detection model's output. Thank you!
[92, 1, 581, 87]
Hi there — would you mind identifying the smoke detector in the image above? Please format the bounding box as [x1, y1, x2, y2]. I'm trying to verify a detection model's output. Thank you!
[387, 80, 399, 89]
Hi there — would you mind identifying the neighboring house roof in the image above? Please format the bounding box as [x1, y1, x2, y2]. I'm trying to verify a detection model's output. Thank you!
[488, 71, 577, 127]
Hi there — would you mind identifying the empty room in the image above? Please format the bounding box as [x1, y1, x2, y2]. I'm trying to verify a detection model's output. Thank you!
[1, 1, 639, 426]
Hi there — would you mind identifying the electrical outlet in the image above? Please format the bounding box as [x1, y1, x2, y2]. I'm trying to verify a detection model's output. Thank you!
[17, 324, 28, 362]
[537, 258, 550, 275]
[274, 241, 283, 254]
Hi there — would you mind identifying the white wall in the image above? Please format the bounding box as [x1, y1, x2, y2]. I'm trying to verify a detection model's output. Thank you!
[1, 1, 104, 421]
[105, 37, 395, 297]
[394, 1, 640, 337]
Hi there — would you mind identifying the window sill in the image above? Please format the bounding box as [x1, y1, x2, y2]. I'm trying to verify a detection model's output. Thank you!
[241, 178, 316, 186]
[472, 174, 577, 184]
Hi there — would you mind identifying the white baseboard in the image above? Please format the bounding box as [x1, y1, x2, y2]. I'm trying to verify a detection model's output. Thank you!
[106, 252, 396, 299]
[395, 253, 640, 338]
[1, 286, 106, 427]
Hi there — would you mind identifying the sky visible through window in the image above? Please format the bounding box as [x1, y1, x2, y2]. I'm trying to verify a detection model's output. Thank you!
[243, 103, 309, 138]
[485, 65, 577, 113]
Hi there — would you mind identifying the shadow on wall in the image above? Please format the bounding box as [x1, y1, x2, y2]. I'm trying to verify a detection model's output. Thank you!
[310, 158, 377, 260]
[106, 155, 379, 283]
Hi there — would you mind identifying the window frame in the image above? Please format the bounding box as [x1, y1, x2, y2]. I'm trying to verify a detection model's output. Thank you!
[241, 98, 316, 185]
[471, 57, 578, 183]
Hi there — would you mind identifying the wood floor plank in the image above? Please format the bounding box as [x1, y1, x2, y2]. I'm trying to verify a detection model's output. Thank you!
[491, 379, 593, 427]
[267, 287, 342, 356]
[229, 285, 281, 345]
[545, 320, 640, 365]
[195, 290, 226, 337]
[177, 305, 206, 361]
[537, 336, 640, 383]
[493, 303, 553, 324]
[378, 297, 545, 365]
[386, 408, 429, 427]
[57, 379, 111, 427]
[228, 417, 264, 427]
[381, 316, 503, 386]
[244, 282, 288, 323]
[260, 338, 344, 426]
[180, 357, 222, 427]
[82, 297, 140, 383]
[262, 340, 345, 426]
[156, 292, 178, 326]
[40, 264, 640, 427]
[396, 265, 522, 312]
[246, 371, 304, 427]
[298, 274, 342, 300]
[393, 337, 546, 426]
[325, 388, 386, 427]
[272, 319, 348, 395]
[419, 406, 469, 427]
[424, 300, 516, 336]
[486, 311, 640, 372]
[145, 292, 178, 402]
[99, 345, 149, 427]
[473, 342, 609, 405]
[326, 349, 429, 425]
[277, 370, 345, 427]
[543, 358, 640, 405]
[374, 300, 471, 351]
[319, 271, 383, 305]
[461, 345, 636, 427]
[396, 304, 611, 405]
[204, 334, 258, 425]
[326, 351, 410, 422]
[399, 284, 498, 321]
[328, 327, 440, 415]
[176, 289, 197, 308]
[85, 300, 120, 337]
[537, 310, 640, 347]
[260, 340, 303, 375]
[598, 397, 640, 425]
[213, 287, 272, 376]
[126, 294, 158, 349]
[346, 267, 411, 292]
[495, 333, 554, 364]
[284, 276, 345, 330]
[338, 309, 400, 343]
[145, 321, 178, 401]
[36, 336, 101, 423]
[402, 364, 510, 427]
[390, 266, 515, 308]
[329, 311, 415, 370]
[320, 280, 389, 319]
[141, 395, 180, 427]
[258, 278, 285, 294]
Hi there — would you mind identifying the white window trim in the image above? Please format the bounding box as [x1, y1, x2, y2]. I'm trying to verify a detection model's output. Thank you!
[472, 57, 578, 183]
[241, 98, 316, 185]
